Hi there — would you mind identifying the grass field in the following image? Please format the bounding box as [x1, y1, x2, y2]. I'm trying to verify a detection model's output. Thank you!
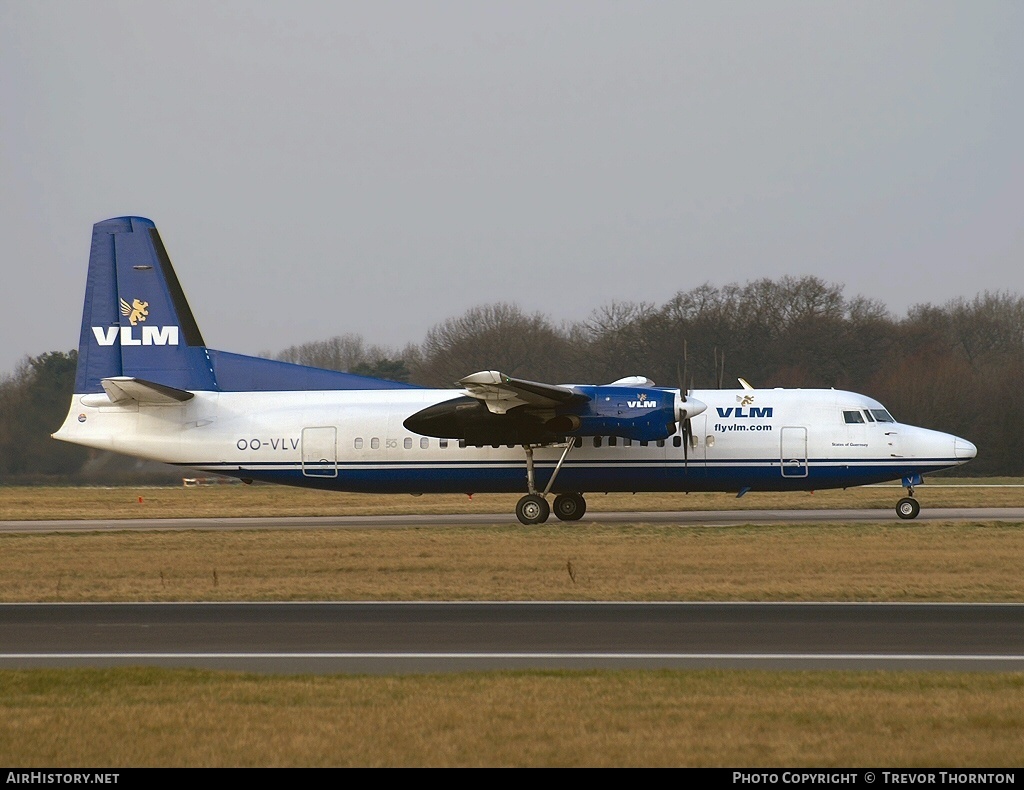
[1, 482, 1022, 767]
[2, 521, 1024, 602]
[2, 668, 1021, 767]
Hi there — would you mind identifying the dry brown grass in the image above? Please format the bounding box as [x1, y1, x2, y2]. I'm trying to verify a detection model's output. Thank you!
[1, 668, 1021, 767]
[0, 521, 1022, 602]
[3, 478, 1024, 521]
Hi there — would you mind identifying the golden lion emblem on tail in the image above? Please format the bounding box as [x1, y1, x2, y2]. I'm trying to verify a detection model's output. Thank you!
[120, 298, 149, 326]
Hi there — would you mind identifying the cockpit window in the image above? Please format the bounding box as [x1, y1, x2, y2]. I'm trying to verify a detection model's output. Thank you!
[869, 408, 895, 423]
[843, 410, 865, 424]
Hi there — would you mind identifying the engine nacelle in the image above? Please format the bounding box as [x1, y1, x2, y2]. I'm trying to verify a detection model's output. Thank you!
[557, 384, 681, 441]
[404, 385, 707, 445]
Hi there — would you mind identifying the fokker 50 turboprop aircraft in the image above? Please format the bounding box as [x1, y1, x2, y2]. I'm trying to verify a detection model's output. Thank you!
[54, 217, 977, 523]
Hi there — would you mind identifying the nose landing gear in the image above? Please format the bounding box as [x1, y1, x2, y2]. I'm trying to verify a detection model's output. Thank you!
[896, 475, 922, 519]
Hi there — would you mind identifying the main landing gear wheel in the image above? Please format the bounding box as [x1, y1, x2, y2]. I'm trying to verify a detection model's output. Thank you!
[516, 494, 550, 525]
[896, 497, 921, 520]
[553, 492, 587, 521]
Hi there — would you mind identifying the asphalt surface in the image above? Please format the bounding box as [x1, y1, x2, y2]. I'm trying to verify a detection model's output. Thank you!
[3, 507, 1024, 533]
[2, 601, 1022, 673]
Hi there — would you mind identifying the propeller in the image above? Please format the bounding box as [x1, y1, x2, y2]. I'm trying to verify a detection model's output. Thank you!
[674, 340, 706, 463]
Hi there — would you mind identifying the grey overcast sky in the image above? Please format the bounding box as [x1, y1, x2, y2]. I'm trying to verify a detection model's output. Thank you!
[2, 0, 1022, 376]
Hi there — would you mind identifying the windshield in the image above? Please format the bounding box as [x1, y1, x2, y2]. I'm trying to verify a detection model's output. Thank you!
[869, 408, 895, 423]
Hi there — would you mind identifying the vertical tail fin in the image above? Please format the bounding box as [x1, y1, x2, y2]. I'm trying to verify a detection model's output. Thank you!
[74, 217, 217, 393]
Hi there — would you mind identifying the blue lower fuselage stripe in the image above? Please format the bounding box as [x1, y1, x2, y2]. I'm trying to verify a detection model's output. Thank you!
[176, 459, 959, 495]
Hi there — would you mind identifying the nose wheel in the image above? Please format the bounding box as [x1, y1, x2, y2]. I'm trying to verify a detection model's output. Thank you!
[896, 480, 921, 520]
[896, 497, 920, 519]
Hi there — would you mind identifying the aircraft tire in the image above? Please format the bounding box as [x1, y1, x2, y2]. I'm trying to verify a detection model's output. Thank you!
[516, 494, 550, 525]
[896, 497, 921, 520]
[553, 493, 587, 521]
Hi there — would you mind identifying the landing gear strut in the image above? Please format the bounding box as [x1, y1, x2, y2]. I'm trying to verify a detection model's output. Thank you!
[514, 440, 587, 524]
[896, 481, 921, 520]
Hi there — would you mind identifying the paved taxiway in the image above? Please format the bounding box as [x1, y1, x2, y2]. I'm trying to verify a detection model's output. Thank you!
[2, 602, 1023, 673]
[3, 507, 1024, 533]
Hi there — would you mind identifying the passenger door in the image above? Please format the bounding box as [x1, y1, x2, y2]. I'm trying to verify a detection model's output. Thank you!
[780, 426, 808, 478]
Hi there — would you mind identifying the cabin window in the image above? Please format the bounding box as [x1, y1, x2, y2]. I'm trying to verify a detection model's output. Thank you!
[623, 438, 632, 447]
[370, 437, 380, 449]
[640, 440, 648, 447]
[672, 436, 681, 447]
[354, 438, 363, 449]
[440, 439, 448, 449]
[420, 437, 429, 449]
[594, 437, 602, 448]
[608, 437, 617, 447]
[843, 410, 865, 424]
[404, 437, 413, 449]
[869, 409, 895, 423]
[657, 439, 665, 448]
[459, 439, 467, 448]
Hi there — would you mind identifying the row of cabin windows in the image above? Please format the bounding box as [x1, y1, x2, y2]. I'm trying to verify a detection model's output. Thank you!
[842, 408, 896, 425]
[352, 435, 687, 450]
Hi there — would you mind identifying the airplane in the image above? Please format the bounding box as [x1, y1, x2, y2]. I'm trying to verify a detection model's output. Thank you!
[53, 216, 977, 523]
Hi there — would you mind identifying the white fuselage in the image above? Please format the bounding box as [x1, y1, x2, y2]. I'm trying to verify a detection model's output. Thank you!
[54, 386, 975, 495]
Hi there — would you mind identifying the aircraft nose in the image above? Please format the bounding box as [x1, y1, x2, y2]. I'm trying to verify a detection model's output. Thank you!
[954, 437, 977, 461]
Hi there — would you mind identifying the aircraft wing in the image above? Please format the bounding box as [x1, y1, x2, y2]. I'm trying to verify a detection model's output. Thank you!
[458, 370, 589, 415]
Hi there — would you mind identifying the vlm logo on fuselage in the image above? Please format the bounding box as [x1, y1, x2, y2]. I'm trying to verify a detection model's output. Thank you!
[716, 406, 774, 418]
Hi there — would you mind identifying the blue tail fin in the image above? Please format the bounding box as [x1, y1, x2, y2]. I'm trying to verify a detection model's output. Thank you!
[74, 217, 217, 393]
[74, 217, 418, 394]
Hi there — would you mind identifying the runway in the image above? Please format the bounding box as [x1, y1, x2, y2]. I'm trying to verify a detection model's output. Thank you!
[3, 507, 1024, 533]
[2, 602, 1022, 673]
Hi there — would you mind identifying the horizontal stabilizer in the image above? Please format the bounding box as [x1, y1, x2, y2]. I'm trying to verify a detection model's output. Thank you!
[101, 376, 195, 404]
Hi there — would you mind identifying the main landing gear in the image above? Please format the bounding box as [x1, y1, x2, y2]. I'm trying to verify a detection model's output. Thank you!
[514, 441, 587, 524]
[896, 479, 921, 520]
